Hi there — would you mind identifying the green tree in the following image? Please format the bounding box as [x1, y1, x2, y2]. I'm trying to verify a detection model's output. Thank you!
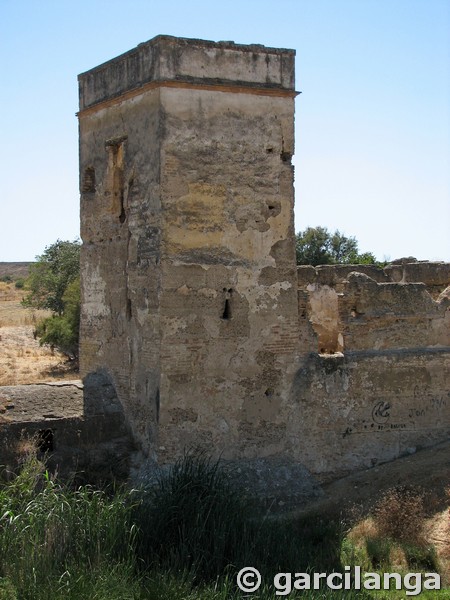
[34, 277, 80, 358]
[23, 239, 80, 315]
[296, 227, 377, 266]
[23, 240, 81, 358]
[295, 226, 334, 266]
[330, 230, 359, 263]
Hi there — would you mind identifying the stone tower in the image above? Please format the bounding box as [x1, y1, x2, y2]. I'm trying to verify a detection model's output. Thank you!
[78, 36, 299, 462]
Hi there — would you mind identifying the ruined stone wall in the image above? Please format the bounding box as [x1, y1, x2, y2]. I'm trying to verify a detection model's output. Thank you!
[298, 262, 450, 353]
[297, 261, 450, 293]
[0, 381, 134, 483]
[287, 350, 449, 480]
[78, 36, 449, 492]
[338, 274, 449, 352]
[294, 265, 450, 479]
[384, 261, 450, 298]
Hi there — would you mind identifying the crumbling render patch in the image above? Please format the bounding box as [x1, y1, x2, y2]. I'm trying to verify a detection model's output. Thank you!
[306, 283, 342, 354]
[82, 167, 96, 193]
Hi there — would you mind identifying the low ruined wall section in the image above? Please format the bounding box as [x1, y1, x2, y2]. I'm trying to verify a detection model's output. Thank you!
[298, 263, 450, 354]
[298, 261, 450, 296]
[293, 263, 450, 478]
[288, 350, 450, 479]
[0, 382, 134, 484]
[339, 273, 449, 352]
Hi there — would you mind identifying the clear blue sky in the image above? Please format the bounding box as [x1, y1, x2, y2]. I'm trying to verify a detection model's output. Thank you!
[1, 0, 449, 262]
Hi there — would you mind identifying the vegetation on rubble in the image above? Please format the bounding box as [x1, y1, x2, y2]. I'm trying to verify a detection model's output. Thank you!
[0, 451, 447, 599]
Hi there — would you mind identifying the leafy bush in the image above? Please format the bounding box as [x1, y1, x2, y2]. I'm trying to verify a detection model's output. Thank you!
[14, 278, 25, 289]
[365, 536, 393, 569]
[402, 543, 439, 571]
[0, 578, 17, 600]
[34, 277, 80, 358]
[23, 240, 81, 358]
[23, 240, 80, 315]
[340, 535, 371, 571]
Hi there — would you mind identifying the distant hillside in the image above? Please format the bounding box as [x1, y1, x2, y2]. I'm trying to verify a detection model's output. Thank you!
[0, 262, 33, 280]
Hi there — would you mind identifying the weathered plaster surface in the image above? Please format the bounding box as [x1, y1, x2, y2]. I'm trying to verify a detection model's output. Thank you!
[79, 37, 299, 465]
[288, 350, 449, 479]
[295, 264, 450, 479]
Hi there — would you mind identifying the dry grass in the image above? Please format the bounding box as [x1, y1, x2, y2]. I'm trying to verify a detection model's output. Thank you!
[0, 326, 76, 385]
[347, 514, 378, 542]
[0, 283, 77, 384]
[373, 485, 426, 544]
[0, 282, 52, 328]
[343, 485, 448, 584]
[0, 281, 22, 300]
[422, 487, 450, 584]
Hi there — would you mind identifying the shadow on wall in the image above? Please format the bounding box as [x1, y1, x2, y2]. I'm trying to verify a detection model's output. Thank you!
[0, 373, 135, 486]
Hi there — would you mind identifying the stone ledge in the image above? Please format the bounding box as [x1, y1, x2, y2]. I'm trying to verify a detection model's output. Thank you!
[0, 383, 83, 423]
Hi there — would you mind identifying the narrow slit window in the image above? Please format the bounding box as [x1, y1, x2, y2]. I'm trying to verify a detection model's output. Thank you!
[221, 288, 233, 320]
[222, 298, 231, 320]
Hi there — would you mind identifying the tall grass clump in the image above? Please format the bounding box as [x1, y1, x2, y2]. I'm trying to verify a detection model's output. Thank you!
[132, 452, 345, 584]
[372, 485, 439, 571]
[0, 453, 139, 599]
[132, 452, 255, 579]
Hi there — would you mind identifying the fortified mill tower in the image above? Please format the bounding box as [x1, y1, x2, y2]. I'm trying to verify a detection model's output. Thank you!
[78, 36, 301, 463]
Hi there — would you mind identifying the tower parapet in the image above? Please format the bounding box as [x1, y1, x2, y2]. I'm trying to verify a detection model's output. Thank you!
[78, 35, 296, 113]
